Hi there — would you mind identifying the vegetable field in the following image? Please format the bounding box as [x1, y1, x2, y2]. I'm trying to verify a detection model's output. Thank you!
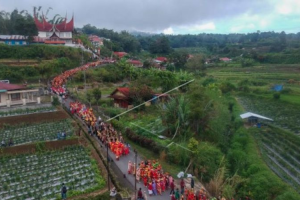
[238, 96, 300, 134]
[0, 119, 75, 145]
[0, 146, 105, 200]
[253, 128, 300, 192]
[0, 106, 56, 118]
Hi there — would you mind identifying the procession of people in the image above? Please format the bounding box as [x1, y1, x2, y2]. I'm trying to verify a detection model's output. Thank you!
[51, 61, 212, 200]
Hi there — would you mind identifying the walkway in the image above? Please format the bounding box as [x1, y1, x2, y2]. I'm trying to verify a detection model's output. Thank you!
[58, 63, 206, 199]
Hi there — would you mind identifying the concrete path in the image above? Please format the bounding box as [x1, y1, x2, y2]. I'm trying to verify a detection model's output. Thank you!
[60, 73, 206, 199]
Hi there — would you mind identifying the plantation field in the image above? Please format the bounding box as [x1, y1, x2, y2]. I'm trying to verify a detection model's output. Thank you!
[0, 119, 75, 146]
[238, 96, 300, 134]
[207, 65, 300, 89]
[0, 110, 69, 128]
[253, 127, 300, 192]
[0, 145, 105, 200]
[0, 106, 56, 118]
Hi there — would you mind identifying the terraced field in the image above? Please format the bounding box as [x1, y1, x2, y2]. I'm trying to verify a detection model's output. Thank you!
[238, 96, 300, 134]
[0, 146, 105, 200]
[0, 119, 75, 146]
[253, 128, 300, 192]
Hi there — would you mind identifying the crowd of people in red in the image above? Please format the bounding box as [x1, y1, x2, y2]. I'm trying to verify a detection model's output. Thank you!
[51, 61, 101, 97]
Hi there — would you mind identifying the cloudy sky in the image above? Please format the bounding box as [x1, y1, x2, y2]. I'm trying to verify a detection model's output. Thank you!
[1, 0, 300, 34]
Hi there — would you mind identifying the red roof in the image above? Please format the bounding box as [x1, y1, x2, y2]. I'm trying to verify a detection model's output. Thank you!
[44, 40, 66, 44]
[110, 87, 130, 98]
[155, 57, 168, 62]
[34, 14, 74, 32]
[113, 52, 127, 58]
[220, 57, 231, 61]
[89, 35, 102, 42]
[127, 60, 142, 66]
[0, 82, 26, 91]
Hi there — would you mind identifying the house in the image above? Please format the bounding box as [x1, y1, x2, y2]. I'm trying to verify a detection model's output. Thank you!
[34, 13, 74, 44]
[109, 87, 132, 108]
[127, 59, 143, 67]
[88, 35, 103, 47]
[0, 82, 40, 107]
[154, 57, 168, 63]
[0, 35, 28, 45]
[114, 52, 128, 58]
[219, 57, 232, 62]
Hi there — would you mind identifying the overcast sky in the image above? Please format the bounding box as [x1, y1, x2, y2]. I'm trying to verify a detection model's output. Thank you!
[1, 0, 300, 34]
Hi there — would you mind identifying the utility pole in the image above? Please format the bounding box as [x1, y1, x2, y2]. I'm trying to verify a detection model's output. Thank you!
[81, 48, 87, 94]
[107, 143, 110, 191]
[134, 149, 137, 200]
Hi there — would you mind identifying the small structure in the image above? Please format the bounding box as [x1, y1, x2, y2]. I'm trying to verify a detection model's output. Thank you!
[113, 52, 127, 58]
[271, 84, 283, 92]
[127, 59, 143, 67]
[240, 112, 273, 125]
[219, 57, 232, 62]
[88, 35, 103, 47]
[0, 35, 28, 45]
[109, 87, 132, 108]
[153, 57, 168, 64]
[0, 82, 40, 107]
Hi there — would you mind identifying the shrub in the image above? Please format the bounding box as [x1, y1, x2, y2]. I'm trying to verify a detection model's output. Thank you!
[280, 88, 292, 94]
[52, 96, 61, 106]
[219, 82, 236, 94]
[273, 92, 281, 100]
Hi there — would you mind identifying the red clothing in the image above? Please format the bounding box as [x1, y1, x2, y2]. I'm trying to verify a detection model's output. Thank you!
[180, 180, 185, 188]
[138, 190, 143, 198]
[171, 195, 176, 200]
[148, 183, 153, 190]
[170, 181, 175, 189]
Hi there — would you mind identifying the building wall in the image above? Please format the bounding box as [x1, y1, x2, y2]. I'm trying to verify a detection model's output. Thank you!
[4, 40, 27, 45]
[0, 93, 8, 106]
[39, 31, 72, 39]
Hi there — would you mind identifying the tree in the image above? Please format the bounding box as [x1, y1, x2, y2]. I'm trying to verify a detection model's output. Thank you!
[149, 36, 172, 54]
[93, 88, 102, 111]
[168, 51, 189, 70]
[86, 91, 93, 107]
[160, 96, 190, 140]
[185, 55, 206, 73]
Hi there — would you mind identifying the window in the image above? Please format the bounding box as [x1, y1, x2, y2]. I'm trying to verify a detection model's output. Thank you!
[11, 93, 21, 101]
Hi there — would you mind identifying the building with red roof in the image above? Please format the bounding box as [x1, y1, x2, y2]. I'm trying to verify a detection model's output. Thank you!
[113, 52, 128, 58]
[88, 35, 103, 47]
[127, 59, 143, 67]
[0, 82, 40, 107]
[34, 12, 74, 44]
[154, 57, 168, 63]
[109, 87, 132, 108]
[219, 57, 232, 62]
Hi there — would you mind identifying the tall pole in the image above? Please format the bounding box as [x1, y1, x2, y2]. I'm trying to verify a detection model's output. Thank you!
[81, 48, 87, 94]
[134, 149, 137, 200]
[107, 143, 110, 191]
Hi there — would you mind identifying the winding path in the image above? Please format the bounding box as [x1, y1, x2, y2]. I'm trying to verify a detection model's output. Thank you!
[53, 62, 205, 199]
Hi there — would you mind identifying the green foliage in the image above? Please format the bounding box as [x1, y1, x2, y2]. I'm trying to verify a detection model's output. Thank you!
[149, 36, 172, 54]
[52, 96, 60, 106]
[240, 58, 255, 67]
[168, 51, 188, 70]
[227, 128, 300, 199]
[92, 88, 102, 103]
[82, 24, 141, 53]
[185, 54, 206, 72]
[273, 92, 281, 100]
[0, 9, 38, 41]
[35, 141, 46, 153]
[219, 82, 236, 94]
